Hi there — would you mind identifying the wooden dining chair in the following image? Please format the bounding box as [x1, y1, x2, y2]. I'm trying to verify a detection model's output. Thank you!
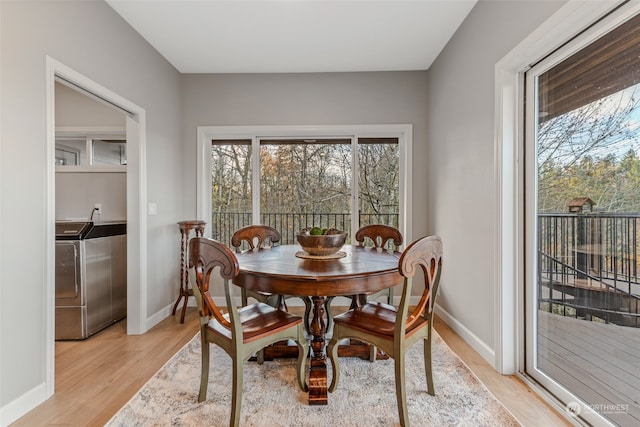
[231, 225, 313, 332]
[325, 224, 403, 357]
[354, 224, 403, 306]
[327, 235, 443, 427]
[189, 237, 309, 427]
[231, 225, 282, 308]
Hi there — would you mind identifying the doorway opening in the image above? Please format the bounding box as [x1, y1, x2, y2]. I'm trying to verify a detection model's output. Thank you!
[54, 80, 127, 342]
[45, 57, 147, 398]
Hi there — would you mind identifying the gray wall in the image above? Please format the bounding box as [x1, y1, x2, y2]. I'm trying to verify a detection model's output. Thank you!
[427, 0, 564, 354]
[56, 82, 125, 127]
[0, 0, 182, 419]
[56, 173, 127, 221]
[180, 72, 430, 237]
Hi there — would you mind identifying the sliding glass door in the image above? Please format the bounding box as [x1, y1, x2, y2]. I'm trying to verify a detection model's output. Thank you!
[525, 8, 640, 426]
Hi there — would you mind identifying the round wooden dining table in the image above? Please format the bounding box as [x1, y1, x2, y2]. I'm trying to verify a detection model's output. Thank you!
[233, 244, 402, 405]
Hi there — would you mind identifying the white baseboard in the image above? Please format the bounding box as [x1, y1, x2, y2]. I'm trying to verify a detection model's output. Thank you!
[0, 381, 47, 427]
[146, 301, 182, 330]
[434, 303, 496, 368]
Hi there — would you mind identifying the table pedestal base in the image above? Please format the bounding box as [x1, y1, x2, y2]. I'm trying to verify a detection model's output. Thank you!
[235, 244, 402, 406]
[253, 341, 389, 361]
[308, 357, 328, 405]
[250, 295, 389, 406]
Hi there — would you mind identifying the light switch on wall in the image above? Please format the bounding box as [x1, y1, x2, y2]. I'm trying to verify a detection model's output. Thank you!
[148, 202, 158, 215]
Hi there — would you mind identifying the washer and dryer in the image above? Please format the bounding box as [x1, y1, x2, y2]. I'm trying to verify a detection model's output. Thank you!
[55, 221, 127, 340]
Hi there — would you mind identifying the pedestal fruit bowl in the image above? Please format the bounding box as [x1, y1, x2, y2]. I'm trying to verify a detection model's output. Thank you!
[296, 227, 347, 256]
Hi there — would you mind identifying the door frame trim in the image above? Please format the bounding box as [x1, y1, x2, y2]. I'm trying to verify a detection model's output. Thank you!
[45, 57, 148, 398]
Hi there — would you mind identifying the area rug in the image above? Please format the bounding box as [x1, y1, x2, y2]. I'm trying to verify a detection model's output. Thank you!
[106, 331, 520, 427]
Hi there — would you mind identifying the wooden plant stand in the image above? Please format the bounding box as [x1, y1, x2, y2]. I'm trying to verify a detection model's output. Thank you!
[171, 220, 206, 323]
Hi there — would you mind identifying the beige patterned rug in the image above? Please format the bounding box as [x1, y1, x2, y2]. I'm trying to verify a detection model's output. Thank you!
[106, 331, 520, 426]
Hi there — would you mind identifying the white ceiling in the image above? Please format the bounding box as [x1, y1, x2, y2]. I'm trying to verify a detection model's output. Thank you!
[105, 0, 476, 74]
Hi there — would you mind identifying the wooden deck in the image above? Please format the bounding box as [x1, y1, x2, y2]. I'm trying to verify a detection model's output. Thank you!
[537, 310, 640, 425]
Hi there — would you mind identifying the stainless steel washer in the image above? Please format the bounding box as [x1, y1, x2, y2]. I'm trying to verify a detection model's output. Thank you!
[55, 221, 126, 340]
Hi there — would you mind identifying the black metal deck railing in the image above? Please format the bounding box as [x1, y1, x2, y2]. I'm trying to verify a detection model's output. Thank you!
[210, 212, 399, 246]
[538, 212, 640, 327]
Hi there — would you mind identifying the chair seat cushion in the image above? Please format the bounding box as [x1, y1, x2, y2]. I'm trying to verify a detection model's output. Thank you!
[206, 303, 302, 343]
[333, 302, 427, 339]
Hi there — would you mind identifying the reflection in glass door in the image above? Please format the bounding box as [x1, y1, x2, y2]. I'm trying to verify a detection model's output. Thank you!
[526, 10, 640, 426]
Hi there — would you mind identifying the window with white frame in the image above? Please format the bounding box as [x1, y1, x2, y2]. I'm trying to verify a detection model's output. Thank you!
[209, 136, 400, 247]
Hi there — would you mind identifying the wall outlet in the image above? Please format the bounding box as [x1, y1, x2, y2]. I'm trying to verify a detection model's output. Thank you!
[94, 203, 102, 214]
[148, 202, 157, 216]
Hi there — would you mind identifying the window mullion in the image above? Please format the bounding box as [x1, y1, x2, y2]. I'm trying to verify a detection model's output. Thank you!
[87, 136, 93, 165]
[252, 137, 260, 225]
[351, 136, 359, 239]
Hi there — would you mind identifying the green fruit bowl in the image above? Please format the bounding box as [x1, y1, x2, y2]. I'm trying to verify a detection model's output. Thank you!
[296, 228, 347, 256]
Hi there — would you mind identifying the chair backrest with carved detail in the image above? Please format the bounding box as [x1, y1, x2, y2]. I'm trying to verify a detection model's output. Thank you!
[189, 237, 239, 329]
[355, 224, 403, 251]
[231, 225, 281, 252]
[398, 235, 443, 330]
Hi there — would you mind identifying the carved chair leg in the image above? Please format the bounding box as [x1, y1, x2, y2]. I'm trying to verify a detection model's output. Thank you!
[327, 330, 341, 392]
[198, 334, 209, 402]
[349, 293, 378, 362]
[424, 337, 435, 396]
[230, 356, 243, 427]
[296, 327, 310, 392]
[369, 345, 377, 362]
[395, 352, 409, 427]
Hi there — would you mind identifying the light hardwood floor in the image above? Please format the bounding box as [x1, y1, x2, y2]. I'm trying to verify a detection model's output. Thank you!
[11, 307, 571, 426]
